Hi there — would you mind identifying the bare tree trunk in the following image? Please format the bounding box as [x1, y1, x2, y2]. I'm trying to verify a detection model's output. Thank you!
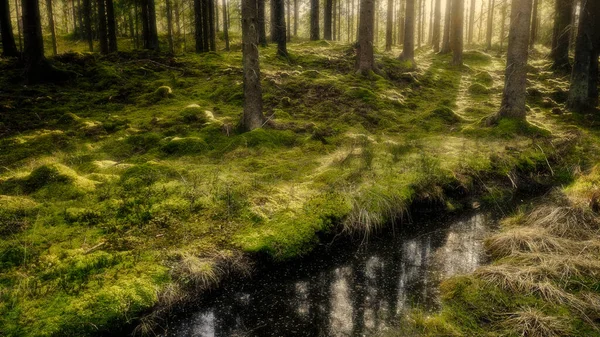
[478, 0, 483, 41]
[166, 0, 174, 53]
[569, 0, 578, 51]
[356, 0, 376, 74]
[106, 0, 117, 52]
[148, 0, 159, 50]
[440, 0, 451, 53]
[495, 0, 533, 121]
[431, 0, 440, 51]
[550, 0, 573, 71]
[222, 0, 229, 49]
[194, 0, 204, 51]
[385, 0, 393, 50]
[398, 0, 404, 44]
[23, 0, 52, 81]
[400, 0, 415, 63]
[0, 0, 19, 56]
[467, 0, 475, 44]
[567, 0, 600, 112]
[97, 0, 108, 53]
[451, 0, 463, 65]
[257, 0, 267, 45]
[46, 0, 58, 55]
[325, 0, 332, 39]
[311, 0, 319, 39]
[416, 0, 420, 47]
[428, 0, 433, 43]
[215, 0, 219, 32]
[485, 0, 494, 50]
[293, 0, 297, 36]
[241, 0, 265, 131]
[499, 0, 507, 50]
[332, 0, 336, 40]
[338, 0, 341, 40]
[273, 0, 287, 56]
[287, 0, 290, 41]
[208, 0, 216, 50]
[83, 0, 93, 50]
[529, 0, 538, 48]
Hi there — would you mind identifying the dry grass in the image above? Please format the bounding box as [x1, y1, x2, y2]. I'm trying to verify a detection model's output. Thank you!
[501, 308, 572, 337]
[527, 205, 599, 239]
[484, 227, 577, 259]
[343, 189, 409, 237]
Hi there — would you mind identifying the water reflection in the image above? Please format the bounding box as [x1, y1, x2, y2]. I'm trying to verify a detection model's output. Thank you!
[164, 213, 490, 337]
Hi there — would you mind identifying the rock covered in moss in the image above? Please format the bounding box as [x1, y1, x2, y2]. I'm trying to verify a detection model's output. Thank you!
[468, 83, 490, 95]
[155, 86, 173, 98]
[57, 112, 82, 126]
[427, 106, 464, 124]
[474, 71, 494, 86]
[160, 137, 209, 155]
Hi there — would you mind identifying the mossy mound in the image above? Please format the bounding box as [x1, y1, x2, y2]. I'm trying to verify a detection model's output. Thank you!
[468, 83, 490, 95]
[57, 112, 83, 126]
[155, 86, 173, 98]
[474, 72, 494, 86]
[426, 106, 464, 124]
[1, 164, 97, 196]
[179, 104, 210, 124]
[0, 196, 39, 236]
[160, 137, 209, 156]
[463, 51, 493, 65]
[120, 162, 180, 187]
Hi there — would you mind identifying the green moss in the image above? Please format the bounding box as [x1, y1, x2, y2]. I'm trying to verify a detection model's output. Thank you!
[120, 163, 180, 187]
[474, 71, 494, 86]
[240, 129, 298, 148]
[468, 83, 490, 95]
[160, 137, 208, 156]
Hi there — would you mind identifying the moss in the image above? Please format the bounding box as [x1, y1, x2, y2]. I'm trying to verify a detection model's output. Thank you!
[160, 137, 209, 156]
[120, 163, 180, 187]
[154, 86, 173, 98]
[468, 83, 490, 95]
[240, 129, 298, 148]
[426, 106, 464, 124]
[179, 104, 210, 124]
[474, 71, 494, 86]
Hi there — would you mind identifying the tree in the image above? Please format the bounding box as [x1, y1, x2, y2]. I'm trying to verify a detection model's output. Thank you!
[241, 0, 265, 131]
[22, 0, 51, 81]
[385, 0, 393, 51]
[83, 0, 93, 51]
[529, 0, 538, 47]
[356, 0, 376, 74]
[106, 0, 117, 52]
[97, 0, 108, 54]
[165, 0, 174, 53]
[273, 0, 287, 56]
[141, 0, 159, 50]
[325, 0, 332, 40]
[440, 0, 451, 53]
[493, 0, 533, 121]
[222, 0, 229, 50]
[0, 0, 19, 56]
[257, 0, 267, 46]
[431, 0, 440, 52]
[499, 0, 507, 49]
[400, 0, 415, 63]
[485, 0, 494, 50]
[310, 0, 319, 40]
[293, 0, 297, 36]
[46, 0, 57, 55]
[566, 0, 600, 112]
[550, 0, 573, 71]
[208, 0, 216, 51]
[467, 0, 475, 44]
[451, 0, 464, 65]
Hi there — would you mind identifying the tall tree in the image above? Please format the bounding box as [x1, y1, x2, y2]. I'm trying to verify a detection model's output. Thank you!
[493, 0, 533, 121]
[567, 0, 600, 112]
[416, 0, 421, 47]
[287, 0, 291, 41]
[398, 0, 404, 45]
[46, 0, 57, 55]
[332, 0, 336, 40]
[467, 0, 475, 44]
[166, 0, 174, 53]
[499, 0, 507, 49]
[141, 0, 159, 50]
[22, 0, 50, 81]
[325, 0, 332, 39]
[0, 0, 19, 56]
[241, 0, 265, 131]
[83, 0, 93, 50]
[97, 0, 108, 54]
[106, 0, 117, 52]
[431, 0, 440, 51]
[385, 0, 393, 50]
[451, 0, 464, 65]
[293, 0, 297, 36]
[529, 0, 538, 47]
[222, 0, 229, 50]
[356, 0, 376, 74]
[310, 0, 319, 40]
[273, 0, 287, 56]
[440, 0, 451, 53]
[400, 0, 415, 63]
[485, 0, 494, 50]
[257, 0, 267, 46]
[208, 0, 216, 51]
[550, 0, 573, 71]
[194, 0, 204, 52]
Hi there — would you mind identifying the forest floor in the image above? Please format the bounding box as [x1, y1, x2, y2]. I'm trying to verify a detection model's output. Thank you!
[1, 38, 599, 336]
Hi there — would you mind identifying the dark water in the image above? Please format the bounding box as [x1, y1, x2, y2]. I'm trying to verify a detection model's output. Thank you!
[163, 212, 492, 337]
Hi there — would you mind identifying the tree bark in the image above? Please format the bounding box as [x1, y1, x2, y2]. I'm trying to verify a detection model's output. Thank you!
[400, 0, 415, 63]
[499, 0, 507, 49]
[23, 0, 51, 81]
[257, 0, 267, 45]
[567, 0, 600, 112]
[194, 0, 204, 51]
[467, 0, 475, 44]
[325, 0, 332, 39]
[385, 0, 393, 50]
[46, 0, 57, 55]
[356, 0, 376, 74]
[273, 0, 287, 56]
[166, 0, 174, 53]
[416, 0, 420, 47]
[222, 0, 229, 50]
[311, 0, 319, 40]
[147, 0, 159, 50]
[485, 0, 494, 50]
[241, 0, 265, 131]
[208, 0, 216, 51]
[440, 0, 451, 53]
[83, 0, 93, 50]
[529, 0, 538, 48]
[398, 0, 404, 44]
[287, 0, 291, 41]
[550, 0, 573, 71]
[0, 0, 19, 56]
[495, 0, 533, 121]
[451, 0, 463, 65]
[431, 0, 440, 51]
[106, 0, 117, 52]
[97, 0, 108, 54]
[293, 0, 297, 36]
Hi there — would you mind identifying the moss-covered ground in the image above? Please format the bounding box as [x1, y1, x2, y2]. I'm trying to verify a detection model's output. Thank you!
[0, 38, 597, 336]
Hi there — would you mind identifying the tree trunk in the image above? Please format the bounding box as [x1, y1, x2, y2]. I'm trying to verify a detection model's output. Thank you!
[287, 0, 291, 41]
[97, 0, 108, 53]
[550, 0, 573, 71]
[567, 0, 600, 112]
[385, 0, 393, 50]
[451, 0, 463, 65]
[166, 0, 174, 53]
[22, 0, 51, 81]
[83, 0, 92, 50]
[273, 0, 287, 56]
[222, 0, 229, 50]
[257, 0, 267, 45]
[293, 0, 297, 36]
[529, 0, 538, 48]
[106, 0, 117, 52]
[485, 0, 494, 50]
[428, 0, 433, 44]
[499, 0, 507, 49]
[400, 0, 415, 63]
[241, 0, 265, 131]
[431, 0, 440, 51]
[569, 0, 578, 51]
[467, 0, 475, 44]
[440, 0, 451, 53]
[46, 0, 57, 55]
[311, 0, 319, 40]
[0, 0, 19, 56]
[398, 0, 404, 44]
[201, 0, 210, 51]
[356, 0, 376, 74]
[208, 0, 215, 51]
[194, 0, 204, 51]
[215, 0, 219, 32]
[147, 0, 159, 50]
[374, 0, 378, 46]
[495, 0, 533, 121]
[416, 0, 420, 47]
[325, 0, 332, 39]
[332, 0, 336, 40]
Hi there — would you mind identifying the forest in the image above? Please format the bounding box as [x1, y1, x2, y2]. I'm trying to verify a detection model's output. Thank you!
[0, 0, 600, 335]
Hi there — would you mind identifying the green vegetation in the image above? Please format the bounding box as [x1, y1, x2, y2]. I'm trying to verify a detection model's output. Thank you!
[0, 39, 597, 336]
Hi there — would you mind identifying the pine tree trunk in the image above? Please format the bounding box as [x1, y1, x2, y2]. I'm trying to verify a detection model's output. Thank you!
[431, 0, 440, 51]
[106, 0, 117, 52]
[485, 0, 494, 50]
[416, 0, 420, 47]
[550, 0, 573, 71]
[287, 0, 291, 41]
[440, 0, 451, 53]
[293, 0, 297, 36]
[23, 0, 50, 81]
[499, 0, 507, 49]
[83, 0, 93, 50]
[332, 0, 336, 41]
[385, 0, 393, 50]
[222, 0, 229, 49]
[529, 0, 538, 48]
[400, 0, 415, 62]
[0, 0, 19, 56]
[147, 0, 159, 50]
[428, 0, 433, 44]
[215, 0, 219, 32]
[311, 0, 319, 40]
[567, 0, 600, 112]
[257, 0, 267, 45]
[398, 0, 404, 44]
[194, 0, 204, 51]
[97, 0, 108, 53]
[324, 0, 332, 39]
[241, 0, 265, 131]
[496, 0, 533, 120]
[467, 0, 475, 44]
[208, 0, 215, 51]
[273, 0, 287, 56]
[166, 0, 174, 53]
[451, 0, 463, 65]
[46, 0, 58, 55]
[356, 0, 376, 74]
[201, 0, 210, 50]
